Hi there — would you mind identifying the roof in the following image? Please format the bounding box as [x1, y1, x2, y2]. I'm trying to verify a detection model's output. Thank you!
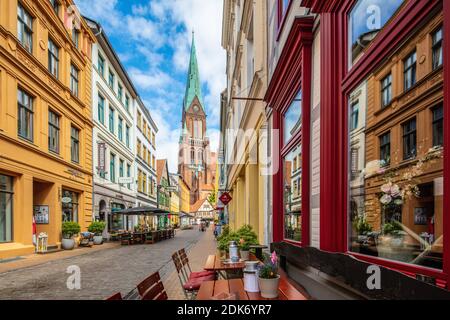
[156, 159, 168, 185]
[184, 33, 203, 110]
[190, 198, 214, 213]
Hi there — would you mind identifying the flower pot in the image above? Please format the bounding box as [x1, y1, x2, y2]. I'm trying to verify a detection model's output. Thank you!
[61, 238, 75, 250]
[258, 275, 280, 299]
[240, 250, 250, 261]
[93, 235, 103, 245]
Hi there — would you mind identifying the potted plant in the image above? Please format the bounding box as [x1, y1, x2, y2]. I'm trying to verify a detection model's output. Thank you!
[258, 251, 280, 299]
[61, 221, 81, 250]
[239, 238, 251, 261]
[88, 221, 106, 245]
[236, 225, 258, 260]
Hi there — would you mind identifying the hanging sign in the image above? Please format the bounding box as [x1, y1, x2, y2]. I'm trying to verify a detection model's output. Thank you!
[98, 142, 106, 175]
[219, 192, 232, 206]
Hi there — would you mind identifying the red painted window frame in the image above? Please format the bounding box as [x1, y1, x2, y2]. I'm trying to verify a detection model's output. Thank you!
[266, 17, 314, 247]
[302, 0, 450, 289]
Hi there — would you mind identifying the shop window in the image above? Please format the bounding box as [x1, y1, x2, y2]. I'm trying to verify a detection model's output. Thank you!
[62, 190, 78, 222]
[432, 104, 444, 148]
[283, 90, 302, 146]
[379, 132, 391, 167]
[18, 88, 34, 141]
[70, 64, 79, 97]
[348, 0, 404, 66]
[48, 109, 60, 154]
[283, 144, 302, 242]
[98, 95, 105, 124]
[0, 175, 13, 243]
[402, 118, 417, 160]
[403, 51, 417, 91]
[432, 27, 443, 71]
[381, 74, 392, 108]
[71, 126, 80, 163]
[48, 38, 59, 79]
[109, 203, 125, 232]
[348, 81, 444, 270]
[17, 3, 33, 54]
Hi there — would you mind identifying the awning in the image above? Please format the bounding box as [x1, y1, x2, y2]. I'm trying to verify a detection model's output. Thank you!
[112, 207, 170, 216]
[180, 212, 194, 218]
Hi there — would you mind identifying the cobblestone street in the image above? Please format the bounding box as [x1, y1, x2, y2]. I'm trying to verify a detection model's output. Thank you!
[0, 228, 215, 300]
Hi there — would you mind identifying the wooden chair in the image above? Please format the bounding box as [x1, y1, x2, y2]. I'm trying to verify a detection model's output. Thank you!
[137, 272, 168, 300]
[144, 232, 154, 244]
[178, 248, 215, 279]
[120, 233, 131, 245]
[106, 292, 123, 300]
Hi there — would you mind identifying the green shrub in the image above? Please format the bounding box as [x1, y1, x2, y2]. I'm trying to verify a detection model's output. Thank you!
[62, 221, 81, 239]
[354, 216, 373, 235]
[88, 221, 106, 236]
[383, 220, 403, 236]
[237, 225, 258, 251]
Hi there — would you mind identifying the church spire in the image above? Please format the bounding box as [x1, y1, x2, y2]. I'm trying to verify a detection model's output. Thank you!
[184, 32, 203, 110]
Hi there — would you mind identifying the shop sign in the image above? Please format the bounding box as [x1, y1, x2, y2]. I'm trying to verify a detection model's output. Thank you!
[34, 205, 49, 224]
[98, 142, 106, 174]
[219, 192, 232, 206]
[119, 177, 133, 185]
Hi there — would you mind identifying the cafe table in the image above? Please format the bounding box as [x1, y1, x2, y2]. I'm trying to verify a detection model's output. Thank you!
[196, 278, 308, 300]
[204, 254, 260, 279]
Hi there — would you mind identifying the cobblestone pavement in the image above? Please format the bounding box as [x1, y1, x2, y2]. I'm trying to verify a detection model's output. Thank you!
[0, 228, 211, 300]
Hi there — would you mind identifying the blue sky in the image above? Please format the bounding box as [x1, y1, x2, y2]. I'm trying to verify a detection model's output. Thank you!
[74, 0, 224, 172]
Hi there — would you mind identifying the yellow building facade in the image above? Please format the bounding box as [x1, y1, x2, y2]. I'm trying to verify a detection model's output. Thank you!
[0, 0, 95, 258]
[179, 176, 191, 215]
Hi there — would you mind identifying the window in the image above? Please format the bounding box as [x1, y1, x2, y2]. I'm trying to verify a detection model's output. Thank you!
[0, 175, 13, 243]
[126, 125, 130, 148]
[62, 190, 78, 222]
[109, 107, 115, 134]
[108, 69, 115, 89]
[48, 110, 60, 153]
[152, 132, 156, 146]
[143, 173, 147, 194]
[283, 144, 302, 242]
[143, 121, 147, 137]
[118, 84, 123, 102]
[125, 95, 130, 112]
[283, 90, 302, 145]
[191, 148, 195, 165]
[98, 54, 105, 77]
[143, 146, 147, 162]
[110, 153, 116, 183]
[350, 101, 359, 130]
[432, 27, 443, 70]
[137, 169, 143, 192]
[379, 132, 391, 167]
[17, 88, 34, 141]
[118, 117, 123, 142]
[152, 155, 155, 169]
[137, 139, 141, 158]
[72, 25, 79, 49]
[48, 38, 59, 78]
[432, 104, 444, 147]
[137, 111, 142, 130]
[17, 3, 33, 53]
[127, 164, 131, 189]
[381, 74, 392, 108]
[349, 0, 404, 65]
[350, 148, 359, 180]
[70, 64, 79, 97]
[403, 118, 417, 160]
[49, 0, 59, 14]
[71, 126, 80, 163]
[404, 51, 416, 91]
[98, 95, 105, 124]
[119, 159, 124, 178]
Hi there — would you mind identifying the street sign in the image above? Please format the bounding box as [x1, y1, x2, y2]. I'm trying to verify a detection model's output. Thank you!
[219, 192, 232, 206]
[119, 177, 133, 185]
[166, 186, 179, 193]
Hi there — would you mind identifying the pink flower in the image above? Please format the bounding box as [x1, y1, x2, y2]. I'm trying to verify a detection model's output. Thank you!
[271, 251, 278, 265]
[381, 183, 392, 194]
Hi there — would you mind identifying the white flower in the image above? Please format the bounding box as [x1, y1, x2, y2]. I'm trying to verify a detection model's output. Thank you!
[380, 195, 393, 205]
[390, 184, 400, 197]
[381, 183, 392, 194]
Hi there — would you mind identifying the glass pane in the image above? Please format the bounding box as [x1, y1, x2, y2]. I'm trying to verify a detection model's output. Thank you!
[349, 0, 404, 65]
[283, 90, 302, 145]
[349, 80, 444, 270]
[283, 144, 302, 242]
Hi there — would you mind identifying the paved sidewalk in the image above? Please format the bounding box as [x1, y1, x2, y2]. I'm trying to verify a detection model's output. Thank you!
[163, 227, 217, 300]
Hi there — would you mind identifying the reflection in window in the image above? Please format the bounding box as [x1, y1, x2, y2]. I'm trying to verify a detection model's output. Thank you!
[350, 101, 359, 131]
[432, 104, 443, 148]
[349, 0, 404, 65]
[0, 175, 13, 243]
[283, 144, 302, 242]
[349, 80, 444, 270]
[432, 27, 443, 71]
[62, 190, 78, 222]
[404, 51, 417, 91]
[283, 90, 302, 145]
[381, 74, 392, 108]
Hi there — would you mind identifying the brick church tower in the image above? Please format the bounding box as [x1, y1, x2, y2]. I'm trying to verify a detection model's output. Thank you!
[178, 34, 215, 205]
